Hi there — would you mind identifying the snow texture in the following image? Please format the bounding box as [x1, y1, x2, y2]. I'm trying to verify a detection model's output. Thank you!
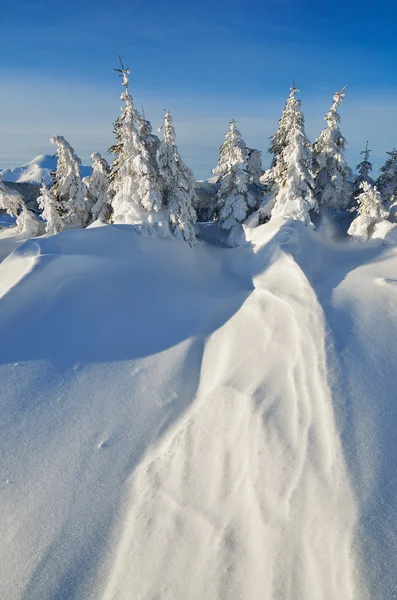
[0, 216, 397, 599]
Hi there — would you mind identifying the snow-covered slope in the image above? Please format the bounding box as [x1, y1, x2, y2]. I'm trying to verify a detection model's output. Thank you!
[0, 154, 91, 184]
[0, 220, 396, 599]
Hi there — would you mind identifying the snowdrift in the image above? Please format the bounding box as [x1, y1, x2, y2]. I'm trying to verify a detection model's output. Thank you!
[1, 219, 397, 599]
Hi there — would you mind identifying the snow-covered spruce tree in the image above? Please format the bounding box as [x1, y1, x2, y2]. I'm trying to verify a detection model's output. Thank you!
[270, 87, 317, 224]
[376, 148, 397, 206]
[109, 57, 164, 231]
[50, 135, 88, 228]
[0, 175, 23, 216]
[212, 119, 256, 232]
[351, 141, 374, 209]
[246, 148, 263, 186]
[247, 85, 300, 227]
[84, 153, 111, 224]
[16, 206, 42, 237]
[348, 181, 388, 242]
[37, 183, 64, 235]
[312, 87, 353, 210]
[157, 110, 197, 245]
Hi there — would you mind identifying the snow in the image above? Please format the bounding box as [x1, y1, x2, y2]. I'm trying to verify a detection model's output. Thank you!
[0, 154, 91, 185]
[0, 218, 397, 599]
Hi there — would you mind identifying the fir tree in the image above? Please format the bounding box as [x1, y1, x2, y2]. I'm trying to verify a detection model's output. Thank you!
[351, 142, 374, 208]
[37, 183, 64, 236]
[50, 135, 88, 228]
[0, 176, 23, 216]
[84, 153, 111, 224]
[348, 181, 388, 242]
[312, 87, 353, 210]
[271, 86, 317, 224]
[110, 56, 164, 230]
[376, 148, 397, 206]
[246, 148, 263, 186]
[157, 110, 197, 245]
[212, 119, 255, 232]
[15, 206, 42, 238]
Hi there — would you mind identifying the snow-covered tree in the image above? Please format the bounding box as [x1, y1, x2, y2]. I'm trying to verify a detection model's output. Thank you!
[246, 148, 263, 186]
[351, 141, 374, 209]
[268, 84, 301, 167]
[376, 148, 397, 206]
[271, 87, 317, 224]
[0, 175, 23, 216]
[110, 56, 164, 230]
[312, 87, 353, 209]
[37, 183, 64, 235]
[157, 110, 197, 245]
[348, 181, 388, 242]
[212, 120, 256, 232]
[84, 153, 111, 223]
[15, 206, 42, 237]
[248, 85, 301, 226]
[50, 135, 88, 228]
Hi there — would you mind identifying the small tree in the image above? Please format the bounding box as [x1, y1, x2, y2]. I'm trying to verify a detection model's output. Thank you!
[246, 148, 263, 186]
[348, 182, 388, 242]
[376, 148, 397, 206]
[312, 87, 353, 210]
[37, 183, 64, 236]
[271, 87, 317, 224]
[50, 135, 88, 228]
[212, 120, 256, 232]
[351, 142, 374, 209]
[110, 56, 164, 229]
[158, 110, 197, 245]
[84, 153, 111, 224]
[16, 206, 42, 237]
[0, 175, 23, 216]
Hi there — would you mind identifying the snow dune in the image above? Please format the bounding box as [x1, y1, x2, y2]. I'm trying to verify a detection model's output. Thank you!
[0, 219, 396, 599]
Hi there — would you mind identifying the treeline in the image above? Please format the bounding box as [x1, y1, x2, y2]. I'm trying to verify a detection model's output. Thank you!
[1, 57, 396, 245]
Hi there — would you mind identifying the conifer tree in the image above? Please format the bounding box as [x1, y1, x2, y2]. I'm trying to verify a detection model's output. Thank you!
[271, 86, 317, 224]
[351, 142, 374, 208]
[312, 87, 353, 209]
[0, 175, 23, 216]
[15, 206, 42, 237]
[348, 181, 388, 242]
[157, 110, 197, 245]
[376, 148, 397, 206]
[212, 120, 256, 232]
[50, 135, 88, 228]
[37, 183, 64, 236]
[84, 153, 111, 223]
[246, 148, 263, 186]
[109, 56, 164, 230]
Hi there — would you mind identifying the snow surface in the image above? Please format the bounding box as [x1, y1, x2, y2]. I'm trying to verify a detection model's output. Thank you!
[0, 219, 397, 599]
[0, 154, 91, 185]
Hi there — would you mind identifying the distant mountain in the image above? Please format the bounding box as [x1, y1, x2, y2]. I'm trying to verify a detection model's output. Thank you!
[0, 154, 92, 185]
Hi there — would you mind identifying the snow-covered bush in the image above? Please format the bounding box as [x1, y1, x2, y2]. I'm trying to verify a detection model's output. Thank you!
[84, 153, 111, 224]
[158, 110, 197, 245]
[0, 175, 23, 216]
[37, 183, 64, 236]
[246, 148, 263, 186]
[312, 87, 353, 210]
[50, 135, 88, 228]
[212, 120, 256, 235]
[110, 58, 165, 231]
[15, 206, 42, 237]
[348, 182, 388, 242]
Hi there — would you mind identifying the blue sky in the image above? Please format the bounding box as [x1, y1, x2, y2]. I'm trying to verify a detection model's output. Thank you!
[0, 0, 396, 178]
